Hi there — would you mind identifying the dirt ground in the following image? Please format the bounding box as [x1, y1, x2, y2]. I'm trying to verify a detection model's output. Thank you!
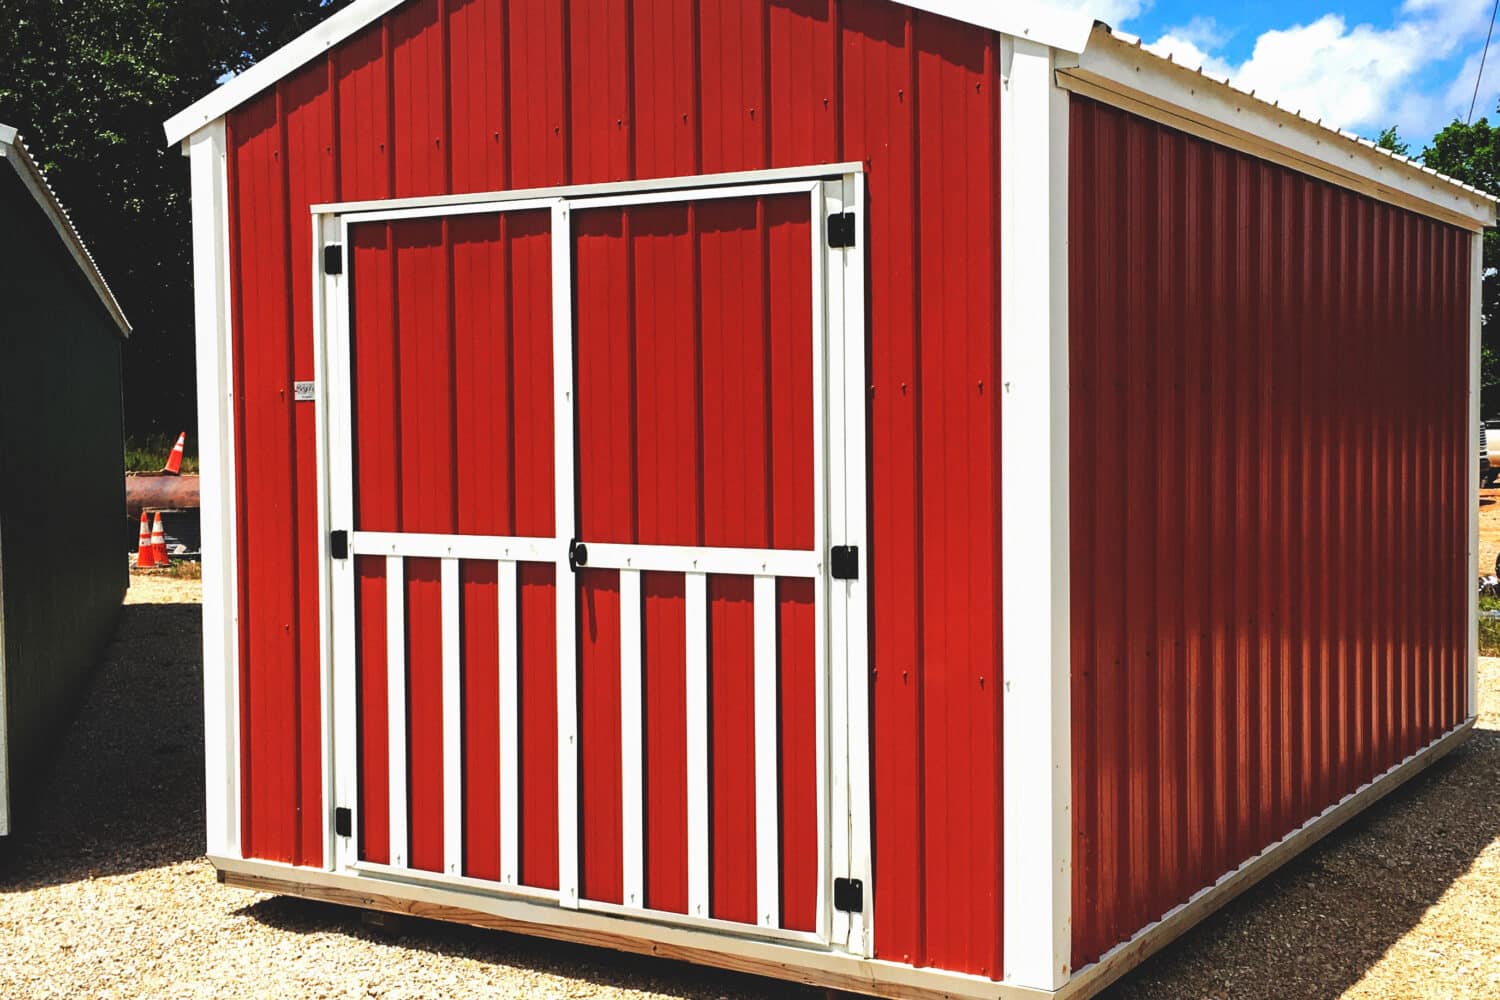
[1480, 489, 1500, 577]
[0, 571, 1497, 998]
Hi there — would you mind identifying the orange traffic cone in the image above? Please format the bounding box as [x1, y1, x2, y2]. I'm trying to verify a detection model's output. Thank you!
[135, 511, 158, 568]
[151, 512, 171, 567]
[163, 432, 186, 474]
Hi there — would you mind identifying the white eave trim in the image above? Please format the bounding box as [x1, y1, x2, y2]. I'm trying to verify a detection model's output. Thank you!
[0, 125, 132, 337]
[161, 0, 1096, 147]
[1062, 28, 1498, 232]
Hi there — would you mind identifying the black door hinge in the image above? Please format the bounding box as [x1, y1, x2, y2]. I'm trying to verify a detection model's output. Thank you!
[827, 212, 856, 248]
[323, 243, 344, 275]
[334, 806, 352, 838]
[567, 537, 588, 573]
[830, 545, 859, 580]
[330, 530, 349, 559]
[833, 877, 864, 913]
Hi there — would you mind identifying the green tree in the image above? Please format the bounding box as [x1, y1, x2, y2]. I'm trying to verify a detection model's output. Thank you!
[1423, 116, 1500, 418]
[1376, 125, 1411, 157]
[0, 1, 352, 438]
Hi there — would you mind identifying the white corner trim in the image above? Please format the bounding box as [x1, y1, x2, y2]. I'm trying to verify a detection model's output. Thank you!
[999, 36, 1072, 991]
[1470, 232, 1482, 719]
[0, 504, 9, 838]
[189, 120, 242, 859]
[1058, 30, 1497, 232]
[0, 125, 132, 336]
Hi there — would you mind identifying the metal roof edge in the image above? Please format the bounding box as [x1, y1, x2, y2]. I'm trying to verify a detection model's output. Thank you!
[1086, 26, 1497, 228]
[0, 126, 132, 337]
[162, 0, 1097, 147]
[163, 0, 409, 147]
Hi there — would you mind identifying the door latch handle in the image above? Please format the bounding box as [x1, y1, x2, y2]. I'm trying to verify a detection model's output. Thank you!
[567, 537, 588, 572]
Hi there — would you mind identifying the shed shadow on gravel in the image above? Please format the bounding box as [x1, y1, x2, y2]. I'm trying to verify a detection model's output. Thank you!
[1102, 728, 1500, 1000]
[237, 894, 823, 999]
[0, 599, 204, 892]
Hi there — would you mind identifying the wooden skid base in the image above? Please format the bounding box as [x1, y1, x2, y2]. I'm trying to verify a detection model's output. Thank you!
[214, 718, 1473, 1000]
[1060, 717, 1476, 999]
[215, 866, 1018, 1000]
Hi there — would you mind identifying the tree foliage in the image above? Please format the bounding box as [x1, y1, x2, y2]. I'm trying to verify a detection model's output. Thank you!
[1376, 125, 1411, 157]
[1422, 116, 1500, 418]
[0, 1, 351, 437]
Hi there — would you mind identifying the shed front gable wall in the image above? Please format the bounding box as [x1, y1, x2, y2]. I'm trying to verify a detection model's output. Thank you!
[221, 0, 1006, 978]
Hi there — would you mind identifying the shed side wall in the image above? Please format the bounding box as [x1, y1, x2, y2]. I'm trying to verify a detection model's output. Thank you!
[0, 169, 128, 831]
[222, 0, 1005, 977]
[1068, 95, 1472, 968]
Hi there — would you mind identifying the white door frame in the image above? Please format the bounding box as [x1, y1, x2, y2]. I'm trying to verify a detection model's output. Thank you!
[313, 165, 869, 956]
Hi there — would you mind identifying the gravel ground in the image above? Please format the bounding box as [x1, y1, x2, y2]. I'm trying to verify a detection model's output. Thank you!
[1, 573, 1497, 999]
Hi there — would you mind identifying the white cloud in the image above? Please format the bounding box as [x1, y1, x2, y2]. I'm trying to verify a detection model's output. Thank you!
[1164, 15, 1229, 51]
[1043, 0, 1151, 30]
[1142, 0, 1499, 139]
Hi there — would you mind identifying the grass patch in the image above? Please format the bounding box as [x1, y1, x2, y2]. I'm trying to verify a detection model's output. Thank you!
[125, 433, 198, 474]
[1481, 595, 1500, 656]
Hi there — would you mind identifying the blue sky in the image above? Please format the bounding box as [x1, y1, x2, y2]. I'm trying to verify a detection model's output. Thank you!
[1051, 0, 1500, 151]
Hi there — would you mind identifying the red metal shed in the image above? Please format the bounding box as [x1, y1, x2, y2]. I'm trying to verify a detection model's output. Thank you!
[165, 1, 1494, 996]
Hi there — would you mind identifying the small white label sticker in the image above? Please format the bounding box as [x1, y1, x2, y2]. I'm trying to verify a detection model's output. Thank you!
[294, 380, 316, 401]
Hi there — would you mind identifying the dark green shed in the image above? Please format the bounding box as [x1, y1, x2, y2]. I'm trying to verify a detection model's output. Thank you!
[0, 125, 129, 835]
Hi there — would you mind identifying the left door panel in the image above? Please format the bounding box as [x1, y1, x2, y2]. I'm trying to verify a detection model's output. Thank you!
[341, 209, 560, 889]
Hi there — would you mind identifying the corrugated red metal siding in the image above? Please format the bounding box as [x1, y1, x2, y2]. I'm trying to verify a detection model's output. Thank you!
[224, 0, 1003, 976]
[1068, 96, 1472, 969]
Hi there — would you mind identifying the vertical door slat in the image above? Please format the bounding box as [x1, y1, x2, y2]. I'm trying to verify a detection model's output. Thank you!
[686, 570, 709, 918]
[441, 557, 462, 875]
[620, 568, 644, 906]
[753, 574, 781, 928]
[498, 559, 520, 885]
[386, 554, 408, 869]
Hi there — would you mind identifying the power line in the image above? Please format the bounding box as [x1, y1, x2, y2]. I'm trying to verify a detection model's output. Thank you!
[1470, 0, 1500, 124]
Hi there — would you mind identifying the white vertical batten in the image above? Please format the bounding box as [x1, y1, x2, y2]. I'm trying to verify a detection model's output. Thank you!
[328, 212, 358, 871]
[550, 200, 580, 908]
[1470, 230, 1483, 719]
[386, 554, 408, 869]
[685, 570, 709, 918]
[752, 574, 780, 928]
[808, 185, 831, 946]
[820, 181, 850, 951]
[839, 168, 873, 957]
[441, 557, 462, 875]
[312, 212, 335, 870]
[999, 36, 1073, 989]
[620, 568, 645, 907]
[189, 120, 241, 860]
[498, 559, 520, 885]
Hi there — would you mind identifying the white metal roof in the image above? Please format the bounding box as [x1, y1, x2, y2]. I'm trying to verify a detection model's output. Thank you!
[0, 125, 132, 337]
[1097, 27, 1498, 224]
[159, 0, 1494, 227]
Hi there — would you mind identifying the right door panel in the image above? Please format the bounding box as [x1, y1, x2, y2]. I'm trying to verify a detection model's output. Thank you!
[570, 192, 820, 935]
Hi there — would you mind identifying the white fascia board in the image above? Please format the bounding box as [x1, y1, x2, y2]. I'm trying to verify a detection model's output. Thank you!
[1062, 28, 1497, 231]
[163, 0, 409, 146]
[0, 126, 132, 336]
[895, 0, 1094, 51]
[162, 0, 1093, 147]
